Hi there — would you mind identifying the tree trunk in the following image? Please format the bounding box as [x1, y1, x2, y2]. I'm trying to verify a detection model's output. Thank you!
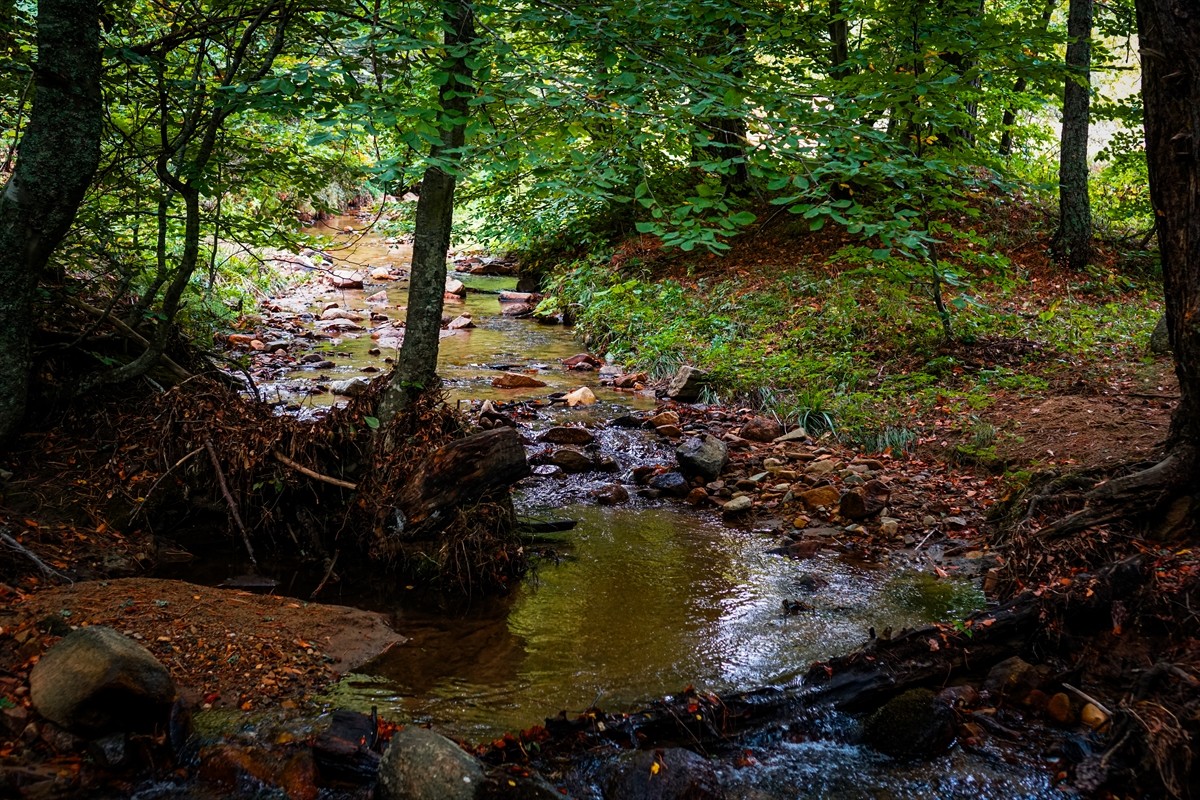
[998, 0, 1054, 157]
[0, 0, 101, 442]
[377, 0, 475, 421]
[1054, 0, 1093, 272]
[1137, 0, 1200, 458]
[828, 0, 851, 79]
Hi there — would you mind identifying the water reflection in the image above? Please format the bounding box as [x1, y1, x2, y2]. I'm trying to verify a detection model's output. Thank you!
[330, 505, 982, 743]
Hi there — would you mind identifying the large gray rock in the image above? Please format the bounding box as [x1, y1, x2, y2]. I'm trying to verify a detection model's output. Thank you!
[675, 435, 728, 481]
[377, 726, 484, 800]
[29, 626, 175, 735]
[605, 747, 724, 800]
[665, 366, 707, 402]
[862, 688, 954, 759]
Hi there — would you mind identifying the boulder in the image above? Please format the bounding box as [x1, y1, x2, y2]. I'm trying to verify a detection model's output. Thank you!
[538, 426, 595, 445]
[377, 726, 484, 800]
[549, 449, 594, 473]
[740, 416, 783, 442]
[605, 748, 725, 800]
[722, 495, 752, 516]
[649, 472, 691, 498]
[862, 688, 954, 759]
[1150, 313, 1171, 354]
[365, 290, 389, 304]
[321, 308, 365, 321]
[772, 427, 809, 444]
[331, 377, 371, 397]
[665, 366, 707, 402]
[29, 626, 175, 735]
[646, 411, 680, 429]
[590, 484, 630, 506]
[330, 270, 364, 289]
[444, 278, 467, 297]
[613, 372, 648, 389]
[562, 353, 602, 370]
[838, 480, 890, 520]
[799, 486, 840, 509]
[983, 656, 1046, 703]
[675, 435, 728, 481]
[447, 314, 475, 330]
[564, 386, 596, 406]
[500, 302, 536, 317]
[492, 372, 547, 389]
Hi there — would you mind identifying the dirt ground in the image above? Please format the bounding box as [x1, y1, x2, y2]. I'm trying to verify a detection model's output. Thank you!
[0, 578, 403, 712]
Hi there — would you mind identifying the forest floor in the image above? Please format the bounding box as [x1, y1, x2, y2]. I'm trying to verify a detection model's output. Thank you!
[1, 201, 1197, 796]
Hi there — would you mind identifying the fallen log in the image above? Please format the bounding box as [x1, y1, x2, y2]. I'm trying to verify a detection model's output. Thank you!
[393, 426, 531, 536]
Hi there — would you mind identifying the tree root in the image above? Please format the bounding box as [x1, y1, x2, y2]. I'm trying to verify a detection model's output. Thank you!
[1036, 445, 1197, 542]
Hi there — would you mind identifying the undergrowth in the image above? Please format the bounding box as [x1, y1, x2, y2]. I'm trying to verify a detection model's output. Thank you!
[549, 250, 1159, 449]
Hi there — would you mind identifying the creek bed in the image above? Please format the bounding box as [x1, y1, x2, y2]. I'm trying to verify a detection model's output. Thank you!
[218, 216, 1067, 797]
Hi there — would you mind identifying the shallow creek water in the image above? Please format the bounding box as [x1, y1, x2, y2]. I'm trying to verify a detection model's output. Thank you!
[237, 218, 1065, 797]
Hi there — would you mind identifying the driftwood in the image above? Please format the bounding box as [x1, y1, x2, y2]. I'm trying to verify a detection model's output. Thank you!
[394, 426, 530, 535]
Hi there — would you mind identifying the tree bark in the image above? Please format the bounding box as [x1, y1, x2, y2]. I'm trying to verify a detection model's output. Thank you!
[1137, 0, 1200, 458]
[392, 426, 530, 536]
[0, 0, 101, 442]
[1054, 0, 1093, 272]
[377, 0, 476, 421]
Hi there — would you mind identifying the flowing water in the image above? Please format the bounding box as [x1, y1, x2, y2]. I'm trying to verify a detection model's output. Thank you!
[236, 217, 1065, 797]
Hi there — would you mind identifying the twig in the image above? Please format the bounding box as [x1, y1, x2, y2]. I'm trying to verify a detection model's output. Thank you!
[0, 530, 72, 583]
[130, 446, 205, 520]
[1062, 682, 1113, 717]
[204, 440, 257, 566]
[310, 550, 340, 600]
[68, 298, 193, 381]
[273, 451, 358, 490]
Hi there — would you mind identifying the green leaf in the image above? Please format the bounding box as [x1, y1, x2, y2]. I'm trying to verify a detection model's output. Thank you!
[364, 416, 380, 430]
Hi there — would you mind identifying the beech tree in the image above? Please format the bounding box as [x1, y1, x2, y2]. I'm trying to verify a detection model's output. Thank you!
[1134, 0, 1199, 480]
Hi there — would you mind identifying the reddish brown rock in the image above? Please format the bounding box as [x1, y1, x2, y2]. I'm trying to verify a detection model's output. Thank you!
[740, 415, 784, 442]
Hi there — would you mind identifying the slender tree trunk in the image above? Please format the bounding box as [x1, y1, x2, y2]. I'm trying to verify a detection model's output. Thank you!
[699, 20, 749, 192]
[1136, 0, 1200, 457]
[377, 0, 475, 422]
[998, 0, 1054, 157]
[0, 0, 101, 443]
[1054, 0, 1093, 272]
[828, 0, 851, 79]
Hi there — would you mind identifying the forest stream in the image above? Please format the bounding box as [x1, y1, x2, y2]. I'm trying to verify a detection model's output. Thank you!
[162, 216, 1072, 798]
